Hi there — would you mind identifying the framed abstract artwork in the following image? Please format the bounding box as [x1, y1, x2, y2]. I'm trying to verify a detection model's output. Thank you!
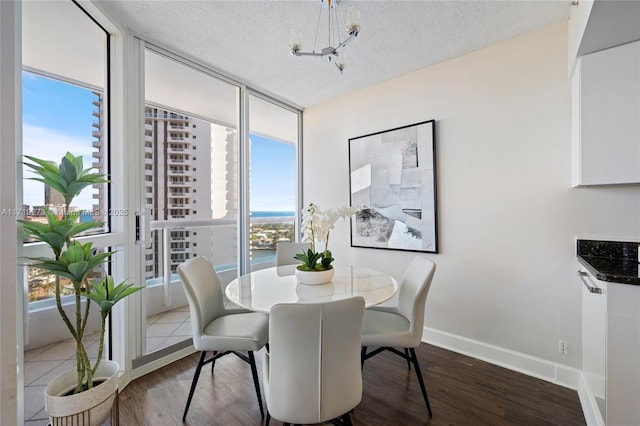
[348, 119, 438, 253]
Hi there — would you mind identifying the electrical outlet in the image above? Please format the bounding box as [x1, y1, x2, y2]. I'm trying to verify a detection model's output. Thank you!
[559, 340, 568, 355]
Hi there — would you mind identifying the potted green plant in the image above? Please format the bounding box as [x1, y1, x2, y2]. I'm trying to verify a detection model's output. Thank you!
[19, 153, 141, 424]
[294, 203, 358, 285]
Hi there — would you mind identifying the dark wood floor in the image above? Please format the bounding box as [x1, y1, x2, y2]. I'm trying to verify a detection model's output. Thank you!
[118, 344, 586, 425]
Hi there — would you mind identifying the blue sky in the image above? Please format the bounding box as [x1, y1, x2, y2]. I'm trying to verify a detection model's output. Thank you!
[22, 71, 295, 212]
[250, 134, 296, 212]
[22, 72, 96, 138]
[22, 72, 97, 209]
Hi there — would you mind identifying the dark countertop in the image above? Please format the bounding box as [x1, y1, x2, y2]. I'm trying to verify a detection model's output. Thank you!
[577, 239, 640, 285]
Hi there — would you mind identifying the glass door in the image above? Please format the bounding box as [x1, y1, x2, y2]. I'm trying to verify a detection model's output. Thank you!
[137, 48, 240, 360]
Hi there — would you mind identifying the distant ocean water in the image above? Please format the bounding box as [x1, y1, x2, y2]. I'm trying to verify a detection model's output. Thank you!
[250, 211, 295, 218]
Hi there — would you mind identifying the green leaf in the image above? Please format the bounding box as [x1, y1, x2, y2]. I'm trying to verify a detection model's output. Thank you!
[60, 156, 78, 183]
[19, 208, 105, 257]
[294, 248, 324, 270]
[83, 277, 142, 316]
[34, 233, 65, 253]
[66, 182, 98, 198]
[63, 243, 86, 264]
[23, 155, 57, 171]
[69, 221, 104, 235]
[67, 261, 91, 282]
[86, 252, 112, 267]
[23, 153, 109, 207]
[26, 176, 68, 195]
[26, 260, 77, 282]
[68, 152, 84, 175]
[18, 219, 49, 234]
[320, 250, 334, 268]
[77, 173, 109, 183]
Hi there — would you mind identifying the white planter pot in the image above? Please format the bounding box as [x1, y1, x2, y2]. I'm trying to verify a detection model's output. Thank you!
[45, 360, 119, 426]
[295, 267, 335, 285]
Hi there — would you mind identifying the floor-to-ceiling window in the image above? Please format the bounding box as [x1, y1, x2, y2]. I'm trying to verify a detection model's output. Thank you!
[138, 48, 241, 358]
[136, 50, 302, 361]
[21, 1, 112, 423]
[248, 95, 300, 271]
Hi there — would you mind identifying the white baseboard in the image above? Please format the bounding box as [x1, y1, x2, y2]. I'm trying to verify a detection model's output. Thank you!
[423, 328, 610, 424]
[422, 327, 581, 390]
[129, 346, 196, 382]
[578, 374, 605, 426]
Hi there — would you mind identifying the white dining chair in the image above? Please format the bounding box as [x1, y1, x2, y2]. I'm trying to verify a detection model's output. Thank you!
[275, 241, 311, 267]
[177, 256, 269, 421]
[360, 256, 437, 417]
[263, 297, 365, 425]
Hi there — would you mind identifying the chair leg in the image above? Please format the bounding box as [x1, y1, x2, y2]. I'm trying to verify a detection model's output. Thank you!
[361, 346, 367, 370]
[247, 351, 265, 418]
[329, 412, 353, 426]
[265, 411, 271, 426]
[338, 412, 353, 426]
[211, 350, 217, 374]
[409, 348, 432, 417]
[404, 348, 411, 370]
[343, 412, 353, 426]
[183, 351, 207, 422]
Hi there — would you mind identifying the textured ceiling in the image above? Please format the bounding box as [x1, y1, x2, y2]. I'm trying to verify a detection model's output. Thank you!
[96, 0, 570, 109]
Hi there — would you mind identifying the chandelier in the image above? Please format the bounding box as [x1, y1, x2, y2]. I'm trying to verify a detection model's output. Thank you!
[289, 0, 361, 73]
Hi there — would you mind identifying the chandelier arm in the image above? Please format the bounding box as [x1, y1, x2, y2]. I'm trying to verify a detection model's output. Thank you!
[334, 30, 358, 51]
[293, 30, 355, 58]
[291, 51, 324, 57]
[292, 49, 335, 58]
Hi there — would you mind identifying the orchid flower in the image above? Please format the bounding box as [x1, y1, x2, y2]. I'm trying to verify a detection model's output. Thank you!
[296, 203, 359, 271]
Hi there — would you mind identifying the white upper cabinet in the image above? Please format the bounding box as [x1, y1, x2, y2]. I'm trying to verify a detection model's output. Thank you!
[569, 0, 640, 74]
[568, 0, 594, 74]
[572, 40, 640, 187]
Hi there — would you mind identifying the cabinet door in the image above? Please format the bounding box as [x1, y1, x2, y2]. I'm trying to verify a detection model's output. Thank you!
[580, 269, 606, 424]
[579, 40, 640, 185]
[606, 282, 640, 426]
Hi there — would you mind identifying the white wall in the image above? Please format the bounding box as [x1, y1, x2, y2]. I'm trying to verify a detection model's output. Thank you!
[303, 21, 640, 374]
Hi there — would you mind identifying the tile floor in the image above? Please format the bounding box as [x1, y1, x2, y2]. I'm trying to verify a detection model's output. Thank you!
[24, 305, 191, 425]
[145, 304, 192, 353]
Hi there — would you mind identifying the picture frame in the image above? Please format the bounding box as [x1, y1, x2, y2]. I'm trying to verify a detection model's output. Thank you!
[348, 119, 438, 253]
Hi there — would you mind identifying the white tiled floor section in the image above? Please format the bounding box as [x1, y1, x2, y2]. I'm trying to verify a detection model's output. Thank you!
[145, 304, 192, 352]
[24, 305, 191, 425]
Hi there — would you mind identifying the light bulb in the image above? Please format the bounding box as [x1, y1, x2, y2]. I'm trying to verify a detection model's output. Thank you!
[335, 51, 347, 73]
[345, 6, 361, 35]
[289, 29, 302, 53]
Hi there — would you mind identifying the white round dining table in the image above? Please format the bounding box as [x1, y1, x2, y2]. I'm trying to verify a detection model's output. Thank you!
[225, 264, 398, 313]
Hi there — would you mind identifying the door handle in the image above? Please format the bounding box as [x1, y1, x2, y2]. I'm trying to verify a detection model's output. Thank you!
[578, 270, 602, 294]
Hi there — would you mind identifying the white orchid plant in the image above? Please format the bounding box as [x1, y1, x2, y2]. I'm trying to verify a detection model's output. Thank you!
[294, 203, 359, 271]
